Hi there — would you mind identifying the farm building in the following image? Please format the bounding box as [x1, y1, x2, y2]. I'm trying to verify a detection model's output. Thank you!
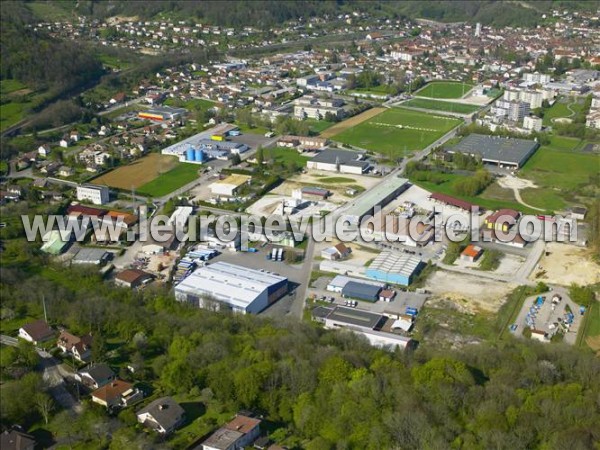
[174, 262, 288, 314]
[460, 244, 483, 263]
[365, 252, 424, 286]
[306, 149, 370, 174]
[342, 281, 382, 302]
[210, 174, 251, 197]
[447, 134, 539, 169]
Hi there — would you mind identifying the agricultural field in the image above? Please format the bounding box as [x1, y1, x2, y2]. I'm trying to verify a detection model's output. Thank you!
[320, 107, 386, 138]
[415, 81, 473, 99]
[331, 107, 462, 156]
[519, 136, 599, 210]
[93, 153, 200, 197]
[0, 79, 38, 131]
[403, 98, 480, 114]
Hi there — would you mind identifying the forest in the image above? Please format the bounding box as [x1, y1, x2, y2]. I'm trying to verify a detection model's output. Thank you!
[20, 0, 600, 28]
[0, 232, 599, 448]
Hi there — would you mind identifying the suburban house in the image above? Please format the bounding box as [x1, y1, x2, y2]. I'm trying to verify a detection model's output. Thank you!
[321, 243, 352, 261]
[57, 330, 93, 362]
[200, 414, 261, 450]
[460, 244, 483, 263]
[18, 320, 55, 345]
[76, 363, 116, 390]
[38, 144, 51, 157]
[136, 397, 186, 435]
[91, 379, 143, 409]
[114, 269, 154, 289]
[0, 428, 36, 450]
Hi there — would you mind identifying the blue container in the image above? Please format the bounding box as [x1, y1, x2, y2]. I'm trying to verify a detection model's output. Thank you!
[186, 147, 195, 161]
[195, 149, 205, 162]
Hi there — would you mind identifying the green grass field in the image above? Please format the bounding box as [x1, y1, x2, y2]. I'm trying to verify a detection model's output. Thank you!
[0, 80, 27, 95]
[165, 97, 215, 112]
[305, 118, 335, 134]
[403, 98, 480, 114]
[265, 147, 311, 166]
[0, 101, 31, 132]
[542, 97, 584, 126]
[137, 163, 201, 197]
[415, 81, 473, 99]
[332, 108, 462, 156]
[519, 136, 599, 210]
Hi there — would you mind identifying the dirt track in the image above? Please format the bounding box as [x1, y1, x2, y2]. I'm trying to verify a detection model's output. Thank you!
[321, 107, 386, 138]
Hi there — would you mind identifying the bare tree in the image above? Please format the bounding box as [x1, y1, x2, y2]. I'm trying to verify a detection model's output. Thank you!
[35, 392, 54, 425]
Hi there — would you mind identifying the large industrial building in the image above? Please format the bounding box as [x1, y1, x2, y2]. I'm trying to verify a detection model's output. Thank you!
[161, 124, 248, 164]
[174, 262, 288, 314]
[313, 305, 414, 350]
[365, 252, 424, 286]
[138, 106, 187, 122]
[343, 176, 411, 224]
[76, 184, 110, 205]
[209, 174, 252, 197]
[306, 149, 370, 174]
[447, 134, 539, 169]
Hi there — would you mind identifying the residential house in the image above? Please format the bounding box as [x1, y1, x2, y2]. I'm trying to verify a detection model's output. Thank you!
[18, 320, 54, 345]
[114, 269, 154, 289]
[200, 414, 261, 450]
[58, 166, 75, 177]
[0, 428, 36, 450]
[38, 144, 51, 157]
[59, 139, 69, 148]
[57, 330, 93, 362]
[91, 379, 143, 409]
[321, 243, 352, 261]
[70, 130, 80, 142]
[136, 397, 186, 435]
[76, 363, 116, 390]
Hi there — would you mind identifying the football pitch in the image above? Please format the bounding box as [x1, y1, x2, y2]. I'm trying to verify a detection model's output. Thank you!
[415, 81, 473, 99]
[331, 107, 462, 156]
[403, 98, 480, 114]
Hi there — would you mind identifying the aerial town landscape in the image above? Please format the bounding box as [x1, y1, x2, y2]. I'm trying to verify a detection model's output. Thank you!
[0, 1, 599, 449]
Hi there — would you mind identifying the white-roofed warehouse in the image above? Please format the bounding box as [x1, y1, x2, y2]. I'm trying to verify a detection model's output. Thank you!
[174, 262, 288, 314]
[365, 252, 424, 286]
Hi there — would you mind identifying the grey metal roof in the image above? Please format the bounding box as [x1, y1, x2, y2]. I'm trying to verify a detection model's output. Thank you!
[309, 149, 368, 166]
[367, 252, 423, 278]
[72, 248, 109, 264]
[448, 134, 539, 166]
[342, 281, 382, 301]
[326, 305, 384, 329]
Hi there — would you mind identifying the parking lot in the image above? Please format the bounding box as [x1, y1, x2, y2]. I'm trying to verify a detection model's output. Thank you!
[511, 286, 583, 344]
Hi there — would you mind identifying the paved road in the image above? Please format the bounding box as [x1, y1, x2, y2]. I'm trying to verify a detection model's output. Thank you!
[0, 335, 82, 414]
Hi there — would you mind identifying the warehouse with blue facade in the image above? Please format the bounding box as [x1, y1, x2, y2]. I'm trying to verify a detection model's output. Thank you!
[365, 252, 424, 286]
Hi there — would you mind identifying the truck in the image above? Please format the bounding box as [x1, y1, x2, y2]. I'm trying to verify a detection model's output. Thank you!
[277, 248, 283, 261]
[271, 248, 278, 260]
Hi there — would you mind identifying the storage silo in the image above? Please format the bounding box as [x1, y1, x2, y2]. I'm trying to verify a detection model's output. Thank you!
[186, 147, 195, 161]
[195, 148, 205, 163]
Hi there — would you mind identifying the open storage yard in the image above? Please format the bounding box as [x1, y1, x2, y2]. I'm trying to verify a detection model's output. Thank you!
[93, 153, 200, 196]
[414, 81, 474, 99]
[331, 107, 462, 156]
[532, 243, 600, 286]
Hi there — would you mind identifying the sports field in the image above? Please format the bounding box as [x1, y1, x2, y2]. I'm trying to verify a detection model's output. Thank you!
[331, 107, 462, 156]
[415, 81, 473, 99]
[93, 153, 200, 196]
[403, 98, 480, 114]
[320, 107, 386, 138]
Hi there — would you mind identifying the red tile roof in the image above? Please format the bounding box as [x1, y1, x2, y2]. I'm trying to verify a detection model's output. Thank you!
[430, 192, 477, 211]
